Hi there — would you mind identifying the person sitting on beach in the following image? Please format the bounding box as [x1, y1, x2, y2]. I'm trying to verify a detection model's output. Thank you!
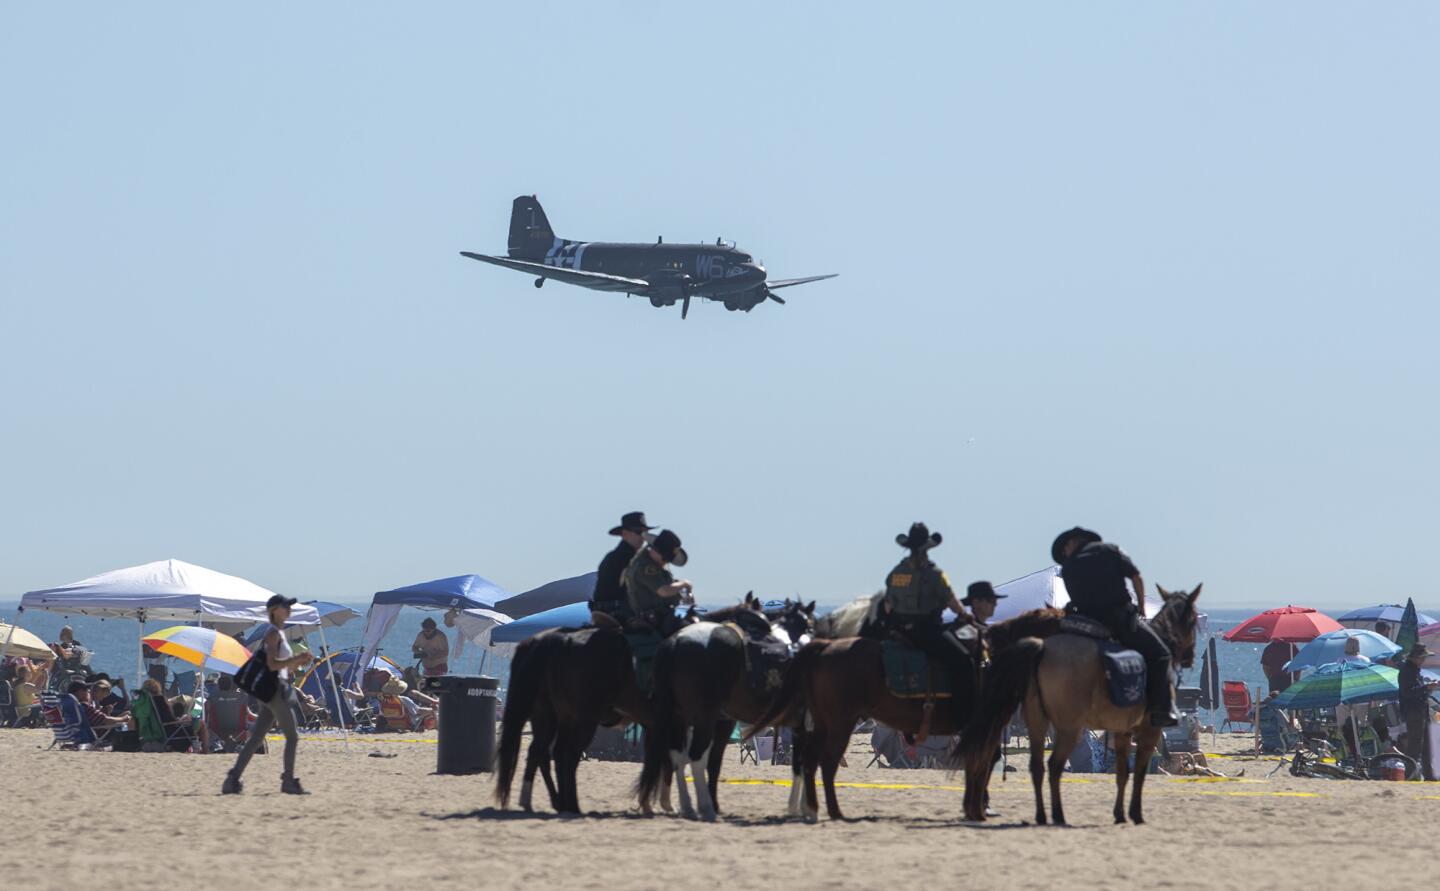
[206, 675, 256, 752]
[13, 664, 44, 727]
[66, 680, 129, 748]
[90, 676, 129, 716]
[378, 678, 433, 731]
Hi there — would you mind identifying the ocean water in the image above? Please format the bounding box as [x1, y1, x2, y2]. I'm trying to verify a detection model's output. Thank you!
[0, 603, 1385, 722]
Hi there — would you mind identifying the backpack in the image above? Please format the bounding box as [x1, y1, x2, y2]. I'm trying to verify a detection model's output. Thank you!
[234, 647, 280, 702]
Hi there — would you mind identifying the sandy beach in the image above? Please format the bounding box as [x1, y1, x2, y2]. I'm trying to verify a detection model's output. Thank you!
[2, 728, 1433, 890]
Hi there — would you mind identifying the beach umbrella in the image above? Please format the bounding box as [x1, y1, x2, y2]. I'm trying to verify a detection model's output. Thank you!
[1336, 603, 1437, 633]
[0, 621, 53, 661]
[1221, 606, 1343, 644]
[1272, 660, 1401, 710]
[1197, 636, 1219, 710]
[1282, 629, 1402, 672]
[1396, 598, 1420, 655]
[141, 625, 252, 674]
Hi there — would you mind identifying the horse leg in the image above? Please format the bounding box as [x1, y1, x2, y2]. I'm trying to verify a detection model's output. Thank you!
[1111, 731, 1133, 824]
[688, 723, 718, 822]
[659, 760, 674, 813]
[820, 729, 849, 821]
[707, 719, 734, 815]
[670, 726, 696, 820]
[1129, 729, 1159, 825]
[1047, 727, 1081, 827]
[521, 711, 556, 812]
[801, 726, 823, 823]
[554, 732, 582, 815]
[1028, 723, 1047, 826]
[787, 726, 807, 818]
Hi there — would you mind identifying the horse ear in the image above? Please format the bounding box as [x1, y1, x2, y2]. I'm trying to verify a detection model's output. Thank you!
[806, 600, 816, 614]
[1156, 584, 1170, 599]
[1188, 583, 1203, 603]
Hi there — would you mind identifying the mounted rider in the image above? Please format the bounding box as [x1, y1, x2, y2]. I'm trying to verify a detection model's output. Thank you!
[590, 511, 655, 623]
[623, 529, 693, 636]
[881, 522, 975, 691]
[1052, 527, 1177, 727]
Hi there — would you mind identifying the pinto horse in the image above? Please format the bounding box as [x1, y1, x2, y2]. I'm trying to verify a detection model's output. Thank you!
[636, 595, 816, 821]
[749, 608, 1063, 821]
[958, 585, 1202, 826]
[494, 612, 651, 814]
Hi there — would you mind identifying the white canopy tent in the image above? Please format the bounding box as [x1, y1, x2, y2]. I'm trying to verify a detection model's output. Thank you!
[17, 559, 318, 686]
[988, 565, 1164, 623]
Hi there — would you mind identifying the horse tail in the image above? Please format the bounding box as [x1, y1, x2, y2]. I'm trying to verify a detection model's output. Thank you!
[955, 636, 1044, 771]
[743, 639, 825, 741]
[495, 634, 546, 808]
[636, 637, 678, 809]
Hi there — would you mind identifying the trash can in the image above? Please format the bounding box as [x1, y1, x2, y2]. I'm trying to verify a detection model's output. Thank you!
[421, 675, 498, 775]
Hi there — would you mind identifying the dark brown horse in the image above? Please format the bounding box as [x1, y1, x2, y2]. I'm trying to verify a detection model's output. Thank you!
[494, 613, 652, 814]
[749, 608, 1063, 821]
[958, 586, 1202, 826]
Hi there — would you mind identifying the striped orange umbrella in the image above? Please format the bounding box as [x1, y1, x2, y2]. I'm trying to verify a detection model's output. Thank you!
[141, 625, 251, 674]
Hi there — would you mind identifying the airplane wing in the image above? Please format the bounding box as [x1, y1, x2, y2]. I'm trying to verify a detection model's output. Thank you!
[459, 252, 649, 293]
[765, 273, 839, 290]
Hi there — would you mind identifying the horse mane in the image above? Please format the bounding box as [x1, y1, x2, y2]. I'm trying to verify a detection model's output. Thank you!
[985, 607, 1065, 651]
[816, 591, 883, 639]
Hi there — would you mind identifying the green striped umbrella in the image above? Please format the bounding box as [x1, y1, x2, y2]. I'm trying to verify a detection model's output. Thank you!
[1271, 660, 1399, 710]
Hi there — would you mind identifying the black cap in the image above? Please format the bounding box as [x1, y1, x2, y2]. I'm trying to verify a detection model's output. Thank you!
[421, 617, 437, 629]
[651, 529, 687, 566]
[962, 581, 1005, 606]
[266, 594, 299, 610]
[610, 511, 655, 536]
[1051, 527, 1102, 565]
[896, 522, 942, 551]
[67, 680, 92, 694]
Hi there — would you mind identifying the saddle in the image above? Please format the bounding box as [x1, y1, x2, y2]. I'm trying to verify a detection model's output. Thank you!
[1059, 615, 1146, 707]
[881, 635, 955, 700]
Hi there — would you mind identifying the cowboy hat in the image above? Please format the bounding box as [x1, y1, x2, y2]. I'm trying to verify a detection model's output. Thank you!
[896, 522, 941, 551]
[961, 581, 1006, 606]
[382, 678, 409, 696]
[610, 511, 655, 536]
[1051, 527, 1102, 565]
[651, 529, 688, 567]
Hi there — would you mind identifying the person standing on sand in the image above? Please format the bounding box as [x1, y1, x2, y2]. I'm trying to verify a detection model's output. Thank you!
[1398, 643, 1438, 780]
[412, 618, 450, 678]
[591, 511, 655, 623]
[223, 595, 313, 795]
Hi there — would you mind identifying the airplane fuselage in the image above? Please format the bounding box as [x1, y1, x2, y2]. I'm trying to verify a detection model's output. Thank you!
[530, 239, 768, 308]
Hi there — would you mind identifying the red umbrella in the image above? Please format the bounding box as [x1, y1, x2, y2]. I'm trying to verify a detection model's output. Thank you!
[1222, 606, 1344, 644]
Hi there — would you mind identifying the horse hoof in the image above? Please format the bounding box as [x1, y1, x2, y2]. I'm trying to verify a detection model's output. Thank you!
[1131, 815, 1145, 825]
[1035, 814, 1047, 826]
[1114, 815, 1126, 825]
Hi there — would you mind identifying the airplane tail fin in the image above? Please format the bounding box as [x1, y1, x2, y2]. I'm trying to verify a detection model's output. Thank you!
[508, 195, 556, 259]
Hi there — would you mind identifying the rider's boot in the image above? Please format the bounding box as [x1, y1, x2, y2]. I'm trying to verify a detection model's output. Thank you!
[1146, 658, 1178, 728]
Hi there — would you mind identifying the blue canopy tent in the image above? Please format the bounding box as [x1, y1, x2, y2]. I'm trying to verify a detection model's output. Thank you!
[494, 572, 597, 619]
[294, 651, 403, 724]
[490, 601, 593, 644]
[354, 575, 512, 682]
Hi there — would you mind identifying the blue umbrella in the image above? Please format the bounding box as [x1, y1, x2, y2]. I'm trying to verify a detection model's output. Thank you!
[1272, 660, 1401, 709]
[490, 602, 591, 644]
[1283, 629, 1401, 672]
[243, 601, 362, 646]
[1336, 604, 1437, 629]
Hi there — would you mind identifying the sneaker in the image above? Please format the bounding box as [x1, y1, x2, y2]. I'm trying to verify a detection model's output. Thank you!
[221, 773, 243, 795]
[281, 776, 309, 795]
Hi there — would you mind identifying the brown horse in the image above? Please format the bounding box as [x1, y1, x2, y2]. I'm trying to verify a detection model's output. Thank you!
[749, 608, 1063, 821]
[958, 585, 1202, 826]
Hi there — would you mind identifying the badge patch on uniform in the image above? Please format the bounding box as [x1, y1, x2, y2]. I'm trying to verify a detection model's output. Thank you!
[890, 573, 913, 587]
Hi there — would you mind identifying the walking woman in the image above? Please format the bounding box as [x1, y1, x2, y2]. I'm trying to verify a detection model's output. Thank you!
[223, 594, 313, 795]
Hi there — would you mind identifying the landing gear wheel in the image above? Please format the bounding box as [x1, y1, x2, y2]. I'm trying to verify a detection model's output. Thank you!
[534, 278, 545, 289]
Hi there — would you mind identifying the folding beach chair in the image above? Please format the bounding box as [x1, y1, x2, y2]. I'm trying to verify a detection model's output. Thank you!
[1221, 681, 1254, 731]
[205, 691, 253, 753]
[41, 691, 79, 749]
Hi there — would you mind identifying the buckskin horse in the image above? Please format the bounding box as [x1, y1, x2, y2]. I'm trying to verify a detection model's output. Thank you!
[748, 608, 1063, 821]
[494, 612, 652, 815]
[636, 595, 816, 821]
[958, 585, 1202, 826]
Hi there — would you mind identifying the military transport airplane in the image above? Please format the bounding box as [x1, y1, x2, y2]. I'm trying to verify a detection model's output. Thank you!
[461, 196, 837, 319]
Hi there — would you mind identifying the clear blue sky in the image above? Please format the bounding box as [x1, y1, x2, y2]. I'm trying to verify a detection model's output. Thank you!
[3, 4, 1437, 610]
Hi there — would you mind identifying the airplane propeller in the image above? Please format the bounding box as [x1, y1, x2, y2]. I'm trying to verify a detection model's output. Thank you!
[682, 293, 691, 320]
